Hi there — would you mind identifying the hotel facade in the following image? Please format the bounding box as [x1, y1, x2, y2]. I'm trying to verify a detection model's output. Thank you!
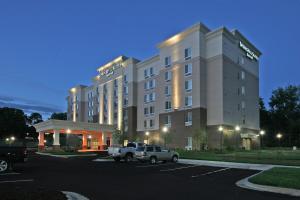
[66, 23, 261, 150]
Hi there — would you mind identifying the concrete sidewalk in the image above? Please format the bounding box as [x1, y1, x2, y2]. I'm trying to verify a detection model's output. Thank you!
[179, 159, 300, 170]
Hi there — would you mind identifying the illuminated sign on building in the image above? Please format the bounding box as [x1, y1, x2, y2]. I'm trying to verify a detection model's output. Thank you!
[239, 41, 259, 61]
[100, 63, 122, 77]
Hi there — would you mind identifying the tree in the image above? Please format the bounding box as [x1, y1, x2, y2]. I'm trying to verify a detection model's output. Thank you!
[112, 129, 123, 145]
[28, 112, 43, 125]
[0, 107, 28, 139]
[192, 128, 206, 150]
[49, 112, 67, 120]
[268, 85, 300, 146]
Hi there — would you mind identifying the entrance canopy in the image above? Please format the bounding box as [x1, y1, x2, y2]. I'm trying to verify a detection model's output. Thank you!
[34, 120, 116, 151]
[34, 119, 116, 134]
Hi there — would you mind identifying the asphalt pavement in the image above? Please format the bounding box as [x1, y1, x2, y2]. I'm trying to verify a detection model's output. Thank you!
[0, 153, 298, 200]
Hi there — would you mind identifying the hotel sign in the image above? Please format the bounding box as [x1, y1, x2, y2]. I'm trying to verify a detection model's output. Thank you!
[100, 63, 122, 77]
[239, 41, 259, 61]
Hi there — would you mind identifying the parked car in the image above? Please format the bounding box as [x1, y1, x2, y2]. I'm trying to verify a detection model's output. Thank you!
[0, 141, 28, 173]
[135, 145, 179, 164]
[108, 142, 145, 162]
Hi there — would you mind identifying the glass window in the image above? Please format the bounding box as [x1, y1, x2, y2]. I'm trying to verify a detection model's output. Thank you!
[150, 119, 154, 127]
[165, 85, 171, 96]
[165, 71, 171, 81]
[146, 146, 154, 152]
[185, 96, 192, 107]
[144, 107, 149, 115]
[165, 56, 171, 67]
[165, 101, 172, 110]
[155, 146, 162, 152]
[241, 71, 245, 80]
[185, 112, 192, 124]
[185, 80, 192, 91]
[164, 115, 171, 125]
[144, 69, 148, 78]
[123, 74, 128, 83]
[150, 67, 154, 76]
[184, 63, 192, 75]
[144, 120, 147, 128]
[241, 86, 245, 95]
[184, 48, 192, 60]
[150, 106, 155, 114]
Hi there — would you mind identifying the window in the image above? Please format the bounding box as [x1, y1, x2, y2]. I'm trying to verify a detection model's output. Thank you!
[123, 98, 128, 106]
[185, 63, 192, 75]
[165, 56, 171, 67]
[123, 75, 128, 83]
[164, 115, 171, 126]
[242, 101, 246, 109]
[149, 79, 155, 89]
[144, 82, 148, 90]
[184, 48, 192, 60]
[185, 96, 192, 107]
[149, 119, 154, 128]
[149, 106, 155, 115]
[165, 101, 172, 110]
[187, 137, 192, 148]
[185, 112, 192, 126]
[149, 93, 156, 102]
[146, 146, 154, 152]
[150, 67, 154, 76]
[144, 120, 147, 128]
[185, 80, 192, 92]
[124, 86, 128, 95]
[114, 79, 118, 87]
[144, 69, 149, 78]
[165, 85, 171, 96]
[165, 71, 171, 81]
[155, 146, 161, 152]
[144, 107, 149, 115]
[241, 86, 245, 95]
[241, 71, 245, 80]
[144, 95, 149, 103]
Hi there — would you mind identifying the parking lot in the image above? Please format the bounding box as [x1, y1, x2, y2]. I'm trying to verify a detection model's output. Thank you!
[0, 153, 298, 200]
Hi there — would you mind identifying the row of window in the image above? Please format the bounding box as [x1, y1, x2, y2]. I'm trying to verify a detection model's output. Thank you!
[164, 112, 192, 126]
[144, 106, 155, 115]
[144, 67, 154, 78]
[144, 79, 156, 90]
[144, 93, 156, 103]
[164, 47, 192, 67]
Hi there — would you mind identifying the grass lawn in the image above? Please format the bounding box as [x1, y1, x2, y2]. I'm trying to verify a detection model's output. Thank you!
[249, 167, 300, 190]
[177, 149, 300, 166]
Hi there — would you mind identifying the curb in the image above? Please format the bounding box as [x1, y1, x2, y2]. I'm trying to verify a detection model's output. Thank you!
[36, 152, 97, 158]
[236, 171, 300, 197]
[62, 191, 90, 200]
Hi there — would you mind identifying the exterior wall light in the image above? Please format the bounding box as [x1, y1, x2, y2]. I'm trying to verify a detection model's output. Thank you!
[235, 125, 241, 131]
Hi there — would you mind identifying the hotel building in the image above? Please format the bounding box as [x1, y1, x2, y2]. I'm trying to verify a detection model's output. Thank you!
[66, 22, 261, 150]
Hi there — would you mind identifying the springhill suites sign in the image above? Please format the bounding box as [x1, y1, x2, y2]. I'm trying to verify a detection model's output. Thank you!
[239, 41, 259, 61]
[100, 63, 123, 77]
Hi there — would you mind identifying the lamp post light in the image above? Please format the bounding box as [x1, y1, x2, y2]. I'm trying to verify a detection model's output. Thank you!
[145, 131, 150, 144]
[235, 125, 240, 150]
[259, 130, 265, 148]
[276, 133, 282, 148]
[162, 126, 168, 147]
[218, 126, 224, 152]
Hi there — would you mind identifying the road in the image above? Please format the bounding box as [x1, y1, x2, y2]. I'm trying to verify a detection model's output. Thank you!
[0, 153, 298, 200]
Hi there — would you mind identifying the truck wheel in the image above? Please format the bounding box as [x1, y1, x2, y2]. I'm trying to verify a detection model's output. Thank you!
[113, 157, 121, 162]
[172, 155, 178, 163]
[150, 156, 157, 164]
[124, 153, 133, 162]
[0, 159, 9, 173]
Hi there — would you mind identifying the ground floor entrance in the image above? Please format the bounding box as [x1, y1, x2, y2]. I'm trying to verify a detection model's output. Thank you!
[34, 119, 115, 152]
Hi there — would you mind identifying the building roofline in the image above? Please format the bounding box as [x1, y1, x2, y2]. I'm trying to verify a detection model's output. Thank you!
[157, 22, 211, 49]
[97, 55, 128, 72]
[136, 55, 160, 68]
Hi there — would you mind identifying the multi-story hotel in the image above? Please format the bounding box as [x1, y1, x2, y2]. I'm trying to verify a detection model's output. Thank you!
[66, 22, 261, 150]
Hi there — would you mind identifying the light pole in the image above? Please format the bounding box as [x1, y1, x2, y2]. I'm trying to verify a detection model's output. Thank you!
[145, 131, 149, 144]
[235, 125, 240, 150]
[162, 126, 168, 147]
[218, 126, 223, 152]
[276, 133, 282, 148]
[259, 130, 265, 148]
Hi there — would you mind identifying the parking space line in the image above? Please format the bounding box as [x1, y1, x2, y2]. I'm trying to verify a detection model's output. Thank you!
[0, 179, 34, 184]
[0, 172, 20, 176]
[136, 163, 175, 168]
[191, 167, 231, 178]
[160, 165, 197, 172]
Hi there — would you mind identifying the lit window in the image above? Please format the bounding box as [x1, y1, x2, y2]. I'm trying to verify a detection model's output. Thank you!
[185, 80, 192, 92]
[184, 63, 192, 75]
[185, 96, 192, 107]
[165, 56, 171, 67]
[184, 48, 192, 60]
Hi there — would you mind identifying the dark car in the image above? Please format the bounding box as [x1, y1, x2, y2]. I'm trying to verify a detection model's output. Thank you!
[0, 140, 28, 173]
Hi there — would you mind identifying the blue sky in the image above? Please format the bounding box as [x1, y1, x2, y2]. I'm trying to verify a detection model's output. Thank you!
[0, 0, 299, 119]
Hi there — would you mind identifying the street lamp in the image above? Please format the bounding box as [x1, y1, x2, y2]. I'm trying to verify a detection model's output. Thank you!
[218, 126, 223, 152]
[5, 138, 9, 142]
[235, 125, 240, 150]
[276, 133, 282, 148]
[162, 126, 168, 133]
[259, 130, 265, 148]
[10, 136, 15, 141]
[145, 131, 150, 144]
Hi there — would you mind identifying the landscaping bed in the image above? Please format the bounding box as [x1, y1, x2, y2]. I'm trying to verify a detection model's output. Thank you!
[249, 167, 300, 190]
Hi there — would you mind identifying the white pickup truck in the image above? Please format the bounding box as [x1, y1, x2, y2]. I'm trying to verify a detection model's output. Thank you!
[108, 142, 145, 162]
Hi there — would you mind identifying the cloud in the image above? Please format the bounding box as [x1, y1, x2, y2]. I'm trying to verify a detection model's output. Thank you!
[0, 94, 63, 118]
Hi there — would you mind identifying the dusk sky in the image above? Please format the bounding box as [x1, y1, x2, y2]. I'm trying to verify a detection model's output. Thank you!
[0, 0, 299, 119]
